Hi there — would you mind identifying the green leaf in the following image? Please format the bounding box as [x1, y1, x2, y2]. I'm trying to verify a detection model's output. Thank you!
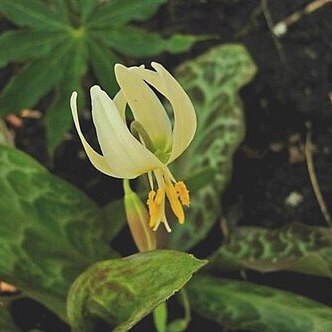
[185, 167, 216, 192]
[75, 0, 98, 23]
[0, 301, 21, 331]
[0, 40, 73, 116]
[67, 250, 207, 332]
[44, 0, 71, 24]
[0, 145, 116, 321]
[92, 27, 205, 58]
[87, 35, 120, 95]
[0, 0, 70, 31]
[0, 30, 67, 70]
[102, 198, 127, 242]
[89, 0, 166, 28]
[169, 44, 257, 250]
[209, 223, 332, 279]
[45, 37, 88, 152]
[188, 275, 332, 332]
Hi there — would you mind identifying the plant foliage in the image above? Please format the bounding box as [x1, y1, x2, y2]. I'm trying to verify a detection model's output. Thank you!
[169, 44, 257, 250]
[0, 0, 202, 151]
[0, 144, 116, 320]
[188, 275, 332, 331]
[67, 250, 206, 331]
[210, 222, 332, 279]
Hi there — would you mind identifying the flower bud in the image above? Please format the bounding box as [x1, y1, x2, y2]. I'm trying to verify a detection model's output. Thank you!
[123, 180, 157, 252]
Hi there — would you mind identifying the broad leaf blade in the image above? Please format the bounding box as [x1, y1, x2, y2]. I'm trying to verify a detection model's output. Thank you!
[67, 250, 206, 332]
[93, 27, 205, 57]
[210, 223, 332, 279]
[45, 37, 88, 152]
[0, 30, 67, 70]
[0, 0, 70, 31]
[89, 0, 166, 28]
[44, 0, 71, 24]
[75, 0, 99, 23]
[87, 35, 120, 95]
[188, 275, 332, 332]
[169, 44, 257, 250]
[0, 40, 73, 116]
[0, 145, 116, 320]
[102, 198, 127, 242]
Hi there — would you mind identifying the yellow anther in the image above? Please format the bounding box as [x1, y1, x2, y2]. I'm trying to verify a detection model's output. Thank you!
[175, 181, 190, 206]
[147, 190, 157, 227]
[146, 179, 190, 230]
[147, 190, 156, 204]
[155, 188, 164, 205]
[165, 182, 185, 224]
[147, 189, 164, 228]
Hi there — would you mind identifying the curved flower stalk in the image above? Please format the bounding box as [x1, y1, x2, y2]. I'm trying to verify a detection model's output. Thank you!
[70, 62, 196, 232]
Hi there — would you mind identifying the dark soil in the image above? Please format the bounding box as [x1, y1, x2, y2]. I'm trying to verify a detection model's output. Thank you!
[2, 0, 332, 331]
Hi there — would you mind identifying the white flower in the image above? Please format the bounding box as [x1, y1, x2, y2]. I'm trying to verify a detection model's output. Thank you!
[70, 62, 196, 231]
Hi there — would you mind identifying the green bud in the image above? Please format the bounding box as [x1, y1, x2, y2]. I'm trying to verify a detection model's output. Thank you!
[123, 179, 157, 252]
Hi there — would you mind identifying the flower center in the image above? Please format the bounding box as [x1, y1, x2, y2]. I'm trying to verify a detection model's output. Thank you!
[130, 120, 170, 163]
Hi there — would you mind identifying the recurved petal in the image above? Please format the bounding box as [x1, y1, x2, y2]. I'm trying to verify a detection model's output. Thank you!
[134, 62, 197, 164]
[90, 86, 165, 179]
[114, 64, 172, 153]
[70, 91, 115, 176]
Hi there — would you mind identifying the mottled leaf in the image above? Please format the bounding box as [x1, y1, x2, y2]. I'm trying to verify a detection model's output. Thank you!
[210, 223, 332, 279]
[0, 145, 116, 320]
[0, 0, 69, 31]
[67, 250, 206, 332]
[188, 275, 332, 332]
[92, 27, 205, 57]
[169, 44, 257, 250]
[102, 198, 127, 242]
[89, 0, 166, 28]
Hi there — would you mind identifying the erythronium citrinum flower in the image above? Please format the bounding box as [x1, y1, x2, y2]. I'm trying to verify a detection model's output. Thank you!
[70, 62, 196, 232]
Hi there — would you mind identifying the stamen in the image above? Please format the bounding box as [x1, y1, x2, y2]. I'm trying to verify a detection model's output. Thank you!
[154, 218, 171, 233]
[147, 189, 164, 228]
[155, 188, 164, 204]
[146, 172, 190, 231]
[147, 190, 158, 227]
[147, 171, 154, 190]
[165, 182, 185, 224]
[175, 181, 190, 206]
